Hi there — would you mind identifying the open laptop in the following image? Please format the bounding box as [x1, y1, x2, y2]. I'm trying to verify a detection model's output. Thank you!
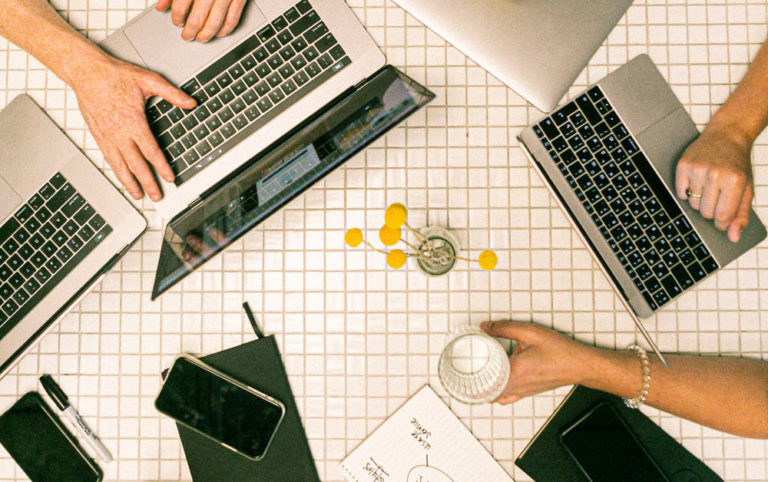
[518, 55, 766, 349]
[101, 0, 387, 220]
[392, 0, 633, 112]
[99, 1, 434, 297]
[0, 95, 146, 377]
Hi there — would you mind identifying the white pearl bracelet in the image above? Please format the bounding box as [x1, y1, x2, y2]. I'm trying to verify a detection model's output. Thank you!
[624, 344, 651, 409]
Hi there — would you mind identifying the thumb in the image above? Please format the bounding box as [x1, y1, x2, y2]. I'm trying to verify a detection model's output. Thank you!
[143, 72, 197, 109]
[481, 321, 539, 343]
[728, 185, 753, 243]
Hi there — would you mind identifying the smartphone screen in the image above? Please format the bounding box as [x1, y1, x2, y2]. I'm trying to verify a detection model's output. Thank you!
[560, 402, 669, 482]
[0, 392, 102, 482]
[155, 356, 284, 460]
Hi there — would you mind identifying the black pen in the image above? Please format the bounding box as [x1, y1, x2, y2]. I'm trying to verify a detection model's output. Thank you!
[40, 374, 113, 463]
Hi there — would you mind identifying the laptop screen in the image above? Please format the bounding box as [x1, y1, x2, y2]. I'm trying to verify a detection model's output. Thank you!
[153, 66, 434, 298]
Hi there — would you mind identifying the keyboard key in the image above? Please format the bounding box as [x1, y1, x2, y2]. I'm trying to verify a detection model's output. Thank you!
[62, 194, 85, 217]
[652, 290, 669, 307]
[273, 15, 288, 32]
[701, 257, 718, 273]
[296, 0, 311, 14]
[266, 38, 281, 55]
[258, 24, 276, 42]
[45, 257, 62, 274]
[284, 7, 300, 22]
[34, 268, 50, 284]
[575, 94, 600, 124]
[89, 215, 105, 230]
[50, 173, 66, 189]
[291, 9, 319, 36]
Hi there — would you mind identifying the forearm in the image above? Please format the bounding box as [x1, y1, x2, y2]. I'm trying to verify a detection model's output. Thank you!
[0, 0, 109, 88]
[580, 347, 768, 438]
[708, 38, 768, 145]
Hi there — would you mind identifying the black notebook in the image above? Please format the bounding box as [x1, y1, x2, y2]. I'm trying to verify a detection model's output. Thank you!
[164, 336, 319, 481]
[515, 385, 722, 482]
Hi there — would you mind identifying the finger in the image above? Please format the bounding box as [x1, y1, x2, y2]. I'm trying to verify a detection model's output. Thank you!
[480, 321, 538, 343]
[713, 180, 746, 231]
[121, 142, 163, 202]
[217, 0, 247, 37]
[135, 122, 175, 183]
[171, 0, 194, 26]
[687, 169, 706, 211]
[207, 228, 226, 244]
[675, 159, 692, 200]
[181, 0, 215, 41]
[698, 181, 721, 219]
[156, 0, 172, 11]
[142, 72, 197, 109]
[196, 0, 232, 42]
[728, 185, 753, 243]
[82, 111, 143, 199]
[106, 147, 143, 200]
[185, 234, 208, 255]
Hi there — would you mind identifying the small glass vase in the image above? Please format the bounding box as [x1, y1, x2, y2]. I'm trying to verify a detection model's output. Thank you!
[413, 226, 460, 276]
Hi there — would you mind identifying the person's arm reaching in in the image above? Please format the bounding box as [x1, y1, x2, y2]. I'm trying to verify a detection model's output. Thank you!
[676, 38, 768, 243]
[0, 0, 198, 201]
[481, 320, 768, 439]
[156, 0, 248, 43]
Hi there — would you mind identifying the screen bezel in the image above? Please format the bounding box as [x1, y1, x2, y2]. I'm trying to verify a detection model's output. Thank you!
[560, 401, 669, 482]
[155, 354, 285, 461]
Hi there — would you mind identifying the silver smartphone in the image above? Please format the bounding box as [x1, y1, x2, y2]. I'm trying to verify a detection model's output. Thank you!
[155, 354, 285, 461]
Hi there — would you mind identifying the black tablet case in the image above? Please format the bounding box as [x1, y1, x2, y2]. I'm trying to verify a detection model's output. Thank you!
[515, 385, 723, 482]
[165, 336, 320, 481]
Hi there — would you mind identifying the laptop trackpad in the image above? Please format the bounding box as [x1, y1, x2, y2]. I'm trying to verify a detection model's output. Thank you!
[0, 175, 21, 222]
[124, 3, 267, 86]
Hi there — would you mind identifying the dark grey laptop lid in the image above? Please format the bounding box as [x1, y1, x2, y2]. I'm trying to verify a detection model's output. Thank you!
[152, 66, 434, 299]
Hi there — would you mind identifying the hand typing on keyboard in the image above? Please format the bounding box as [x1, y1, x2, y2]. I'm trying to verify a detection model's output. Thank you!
[156, 0, 248, 43]
[0, 0, 197, 202]
[72, 56, 197, 201]
[675, 37, 768, 243]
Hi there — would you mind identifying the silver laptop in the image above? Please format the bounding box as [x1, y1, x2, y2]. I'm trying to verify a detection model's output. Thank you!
[0, 95, 146, 377]
[518, 55, 766, 351]
[101, 0, 386, 220]
[392, 0, 633, 112]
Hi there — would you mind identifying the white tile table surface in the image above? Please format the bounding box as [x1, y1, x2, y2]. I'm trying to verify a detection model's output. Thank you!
[1, 0, 768, 480]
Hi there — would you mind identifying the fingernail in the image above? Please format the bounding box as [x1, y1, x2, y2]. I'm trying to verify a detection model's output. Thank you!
[150, 193, 162, 202]
[480, 321, 490, 330]
[131, 192, 142, 200]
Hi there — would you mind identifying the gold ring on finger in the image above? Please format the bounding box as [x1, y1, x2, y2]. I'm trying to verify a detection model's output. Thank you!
[686, 188, 702, 199]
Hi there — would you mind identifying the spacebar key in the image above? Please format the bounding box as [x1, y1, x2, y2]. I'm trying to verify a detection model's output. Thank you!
[196, 35, 261, 85]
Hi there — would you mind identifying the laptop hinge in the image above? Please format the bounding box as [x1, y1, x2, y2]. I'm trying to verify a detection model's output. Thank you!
[188, 197, 204, 210]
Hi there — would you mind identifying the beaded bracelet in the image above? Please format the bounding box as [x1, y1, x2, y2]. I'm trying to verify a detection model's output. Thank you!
[624, 344, 651, 409]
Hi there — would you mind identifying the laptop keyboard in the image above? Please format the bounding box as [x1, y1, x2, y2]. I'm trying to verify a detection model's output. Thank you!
[0, 173, 112, 337]
[147, 0, 352, 186]
[533, 86, 719, 311]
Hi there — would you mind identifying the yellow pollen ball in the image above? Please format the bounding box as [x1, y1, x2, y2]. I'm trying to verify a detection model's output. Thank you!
[379, 225, 401, 246]
[345, 228, 363, 248]
[478, 250, 498, 271]
[386, 249, 407, 269]
[385, 203, 408, 229]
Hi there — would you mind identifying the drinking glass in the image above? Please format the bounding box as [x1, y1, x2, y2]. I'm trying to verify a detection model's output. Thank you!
[437, 326, 510, 404]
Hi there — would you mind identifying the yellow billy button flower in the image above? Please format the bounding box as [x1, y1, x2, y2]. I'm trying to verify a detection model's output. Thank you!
[386, 249, 407, 269]
[385, 203, 408, 229]
[345, 228, 363, 248]
[379, 225, 401, 246]
[478, 250, 498, 271]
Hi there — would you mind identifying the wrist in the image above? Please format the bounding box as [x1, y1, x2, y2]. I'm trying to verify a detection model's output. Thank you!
[706, 110, 760, 150]
[577, 346, 639, 399]
[58, 41, 113, 92]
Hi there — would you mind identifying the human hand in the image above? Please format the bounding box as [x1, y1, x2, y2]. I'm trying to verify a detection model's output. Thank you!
[72, 54, 196, 201]
[156, 0, 248, 43]
[675, 123, 754, 242]
[480, 321, 594, 404]
[181, 228, 227, 264]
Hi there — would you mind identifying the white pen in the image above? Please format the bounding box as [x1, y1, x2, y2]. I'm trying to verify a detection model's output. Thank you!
[40, 374, 113, 463]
